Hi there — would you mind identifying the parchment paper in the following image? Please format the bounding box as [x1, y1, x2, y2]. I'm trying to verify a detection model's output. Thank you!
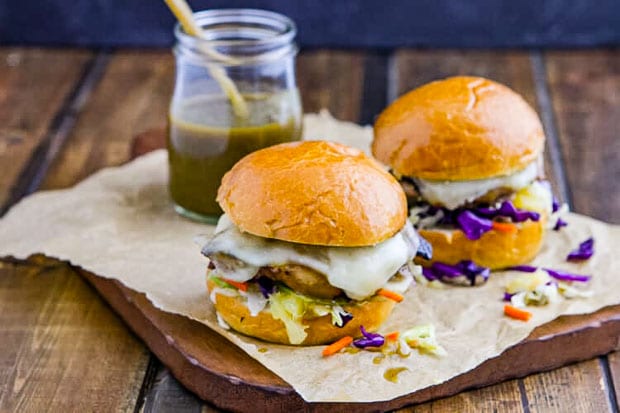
[1, 111, 618, 402]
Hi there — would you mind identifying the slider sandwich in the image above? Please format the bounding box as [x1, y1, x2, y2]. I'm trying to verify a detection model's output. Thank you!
[373, 76, 554, 269]
[201, 141, 431, 345]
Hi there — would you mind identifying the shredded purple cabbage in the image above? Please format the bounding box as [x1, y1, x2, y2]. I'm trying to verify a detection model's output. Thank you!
[507, 265, 538, 273]
[553, 218, 568, 231]
[508, 265, 591, 283]
[256, 276, 276, 298]
[552, 196, 560, 213]
[566, 237, 594, 262]
[456, 211, 493, 240]
[335, 309, 353, 328]
[352, 326, 385, 348]
[503, 292, 515, 302]
[476, 201, 541, 223]
[423, 260, 490, 286]
[545, 269, 591, 282]
[413, 201, 540, 240]
[422, 267, 438, 281]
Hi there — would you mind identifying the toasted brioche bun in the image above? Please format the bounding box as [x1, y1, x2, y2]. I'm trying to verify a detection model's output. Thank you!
[207, 278, 395, 345]
[415, 218, 546, 270]
[217, 140, 407, 247]
[372, 76, 545, 181]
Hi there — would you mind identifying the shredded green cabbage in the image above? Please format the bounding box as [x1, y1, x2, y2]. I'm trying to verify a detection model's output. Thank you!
[401, 324, 446, 356]
[513, 181, 552, 215]
[511, 283, 560, 308]
[505, 270, 551, 294]
[267, 286, 352, 345]
[269, 288, 309, 344]
[209, 275, 235, 289]
[557, 282, 594, 299]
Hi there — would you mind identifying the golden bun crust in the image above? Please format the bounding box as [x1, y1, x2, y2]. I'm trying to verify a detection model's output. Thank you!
[207, 279, 396, 346]
[373, 76, 545, 180]
[415, 218, 545, 270]
[217, 140, 407, 247]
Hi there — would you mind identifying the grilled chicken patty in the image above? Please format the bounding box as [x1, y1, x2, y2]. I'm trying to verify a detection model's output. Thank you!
[208, 253, 344, 299]
[258, 264, 343, 299]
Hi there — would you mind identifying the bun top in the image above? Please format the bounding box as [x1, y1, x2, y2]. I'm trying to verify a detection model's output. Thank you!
[372, 76, 545, 181]
[217, 141, 407, 247]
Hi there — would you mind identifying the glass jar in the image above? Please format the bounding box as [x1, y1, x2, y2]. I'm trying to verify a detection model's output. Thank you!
[168, 9, 302, 223]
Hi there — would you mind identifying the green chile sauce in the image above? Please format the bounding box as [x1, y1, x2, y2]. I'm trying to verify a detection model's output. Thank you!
[167, 91, 302, 221]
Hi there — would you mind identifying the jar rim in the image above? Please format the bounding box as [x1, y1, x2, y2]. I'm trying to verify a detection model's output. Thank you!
[174, 9, 297, 49]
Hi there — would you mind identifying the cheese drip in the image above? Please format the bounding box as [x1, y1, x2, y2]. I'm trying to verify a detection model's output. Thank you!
[202, 215, 419, 300]
[414, 161, 539, 209]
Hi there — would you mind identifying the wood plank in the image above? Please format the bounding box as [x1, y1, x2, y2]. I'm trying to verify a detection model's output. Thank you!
[522, 359, 612, 412]
[610, 352, 620, 406]
[392, 49, 535, 411]
[41, 50, 174, 190]
[0, 257, 148, 411]
[545, 50, 620, 223]
[297, 50, 365, 122]
[544, 49, 620, 412]
[0, 48, 92, 211]
[4, 51, 176, 412]
[402, 380, 525, 413]
[141, 360, 211, 413]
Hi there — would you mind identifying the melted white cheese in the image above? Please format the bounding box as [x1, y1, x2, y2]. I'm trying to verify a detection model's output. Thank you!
[202, 215, 418, 300]
[414, 161, 539, 209]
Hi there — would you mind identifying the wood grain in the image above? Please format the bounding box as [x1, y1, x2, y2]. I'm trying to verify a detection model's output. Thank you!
[402, 381, 525, 413]
[41, 50, 174, 190]
[545, 50, 620, 223]
[523, 359, 612, 412]
[610, 352, 620, 405]
[4, 50, 176, 412]
[0, 48, 92, 210]
[544, 49, 620, 411]
[297, 50, 365, 121]
[0, 257, 148, 412]
[141, 359, 216, 413]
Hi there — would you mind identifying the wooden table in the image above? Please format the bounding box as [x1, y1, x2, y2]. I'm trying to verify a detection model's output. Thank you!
[0, 47, 618, 412]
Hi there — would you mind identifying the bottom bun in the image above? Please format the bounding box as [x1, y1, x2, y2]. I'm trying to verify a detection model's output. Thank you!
[207, 279, 396, 345]
[416, 218, 546, 270]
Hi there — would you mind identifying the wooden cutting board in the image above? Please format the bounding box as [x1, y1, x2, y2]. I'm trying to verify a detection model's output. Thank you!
[74, 129, 620, 412]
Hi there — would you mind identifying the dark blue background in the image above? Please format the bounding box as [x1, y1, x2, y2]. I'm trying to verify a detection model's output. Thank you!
[1, 0, 619, 48]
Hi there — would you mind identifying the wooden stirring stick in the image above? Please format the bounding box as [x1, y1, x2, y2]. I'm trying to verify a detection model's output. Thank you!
[164, 0, 249, 119]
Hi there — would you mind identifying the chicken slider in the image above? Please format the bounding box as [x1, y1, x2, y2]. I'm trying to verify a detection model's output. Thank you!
[201, 141, 431, 345]
[373, 76, 554, 269]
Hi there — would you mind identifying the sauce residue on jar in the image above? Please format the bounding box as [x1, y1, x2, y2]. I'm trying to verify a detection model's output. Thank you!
[383, 367, 408, 383]
[168, 90, 302, 219]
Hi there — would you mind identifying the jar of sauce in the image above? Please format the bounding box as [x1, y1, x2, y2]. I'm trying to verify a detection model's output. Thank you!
[168, 9, 302, 223]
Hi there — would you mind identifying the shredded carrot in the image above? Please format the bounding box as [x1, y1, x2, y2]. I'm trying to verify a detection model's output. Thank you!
[385, 331, 400, 341]
[322, 336, 354, 357]
[492, 221, 518, 233]
[504, 304, 532, 321]
[223, 279, 248, 292]
[377, 289, 404, 302]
